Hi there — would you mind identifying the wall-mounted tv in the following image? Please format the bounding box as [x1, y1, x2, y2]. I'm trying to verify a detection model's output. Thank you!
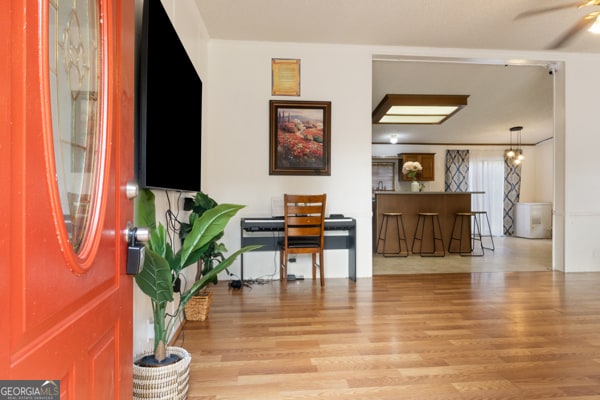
[137, 0, 202, 192]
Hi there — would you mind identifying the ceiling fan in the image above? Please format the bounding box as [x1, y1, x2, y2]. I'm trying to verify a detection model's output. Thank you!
[516, 0, 600, 48]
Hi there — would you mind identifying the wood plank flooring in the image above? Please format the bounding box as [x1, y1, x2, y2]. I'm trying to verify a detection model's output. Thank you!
[374, 236, 553, 275]
[180, 271, 600, 399]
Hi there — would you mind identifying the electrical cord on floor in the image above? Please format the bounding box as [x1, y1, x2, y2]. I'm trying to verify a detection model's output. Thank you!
[245, 244, 283, 285]
[227, 233, 280, 289]
[227, 270, 276, 289]
[241, 278, 272, 285]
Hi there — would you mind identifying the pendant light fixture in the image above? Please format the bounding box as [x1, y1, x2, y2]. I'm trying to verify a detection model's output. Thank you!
[506, 126, 524, 165]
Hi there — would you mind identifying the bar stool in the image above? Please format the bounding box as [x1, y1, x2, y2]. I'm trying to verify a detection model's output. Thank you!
[448, 212, 484, 256]
[472, 211, 495, 251]
[376, 212, 409, 257]
[411, 212, 445, 257]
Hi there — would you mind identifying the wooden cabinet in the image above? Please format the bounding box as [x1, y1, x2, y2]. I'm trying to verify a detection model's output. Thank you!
[399, 153, 435, 181]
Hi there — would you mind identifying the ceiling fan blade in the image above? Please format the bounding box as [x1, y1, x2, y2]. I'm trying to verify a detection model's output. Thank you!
[515, 1, 586, 19]
[548, 14, 597, 48]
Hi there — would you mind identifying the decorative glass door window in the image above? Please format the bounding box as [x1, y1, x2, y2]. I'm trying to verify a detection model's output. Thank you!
[49, 0, 104, 254]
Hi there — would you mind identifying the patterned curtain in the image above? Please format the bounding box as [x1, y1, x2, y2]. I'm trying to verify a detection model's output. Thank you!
[503, 157, 522, 235]
[445, 150, 469, 192]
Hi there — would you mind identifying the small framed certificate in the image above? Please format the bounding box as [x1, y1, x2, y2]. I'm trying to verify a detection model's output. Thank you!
[271, 58, 300, 96]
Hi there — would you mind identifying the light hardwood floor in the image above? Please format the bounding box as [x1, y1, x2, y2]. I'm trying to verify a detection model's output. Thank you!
[374, 236, 553, 275]
[180, 239, 600, 399]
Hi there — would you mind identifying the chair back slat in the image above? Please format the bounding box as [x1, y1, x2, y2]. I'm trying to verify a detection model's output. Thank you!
[287, 215, 322, 226]
[286, 204, 324, 215]
[287, 226, 321, 237]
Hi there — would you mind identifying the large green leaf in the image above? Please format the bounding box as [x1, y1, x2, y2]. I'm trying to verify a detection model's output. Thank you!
[135, 249, 174, 305]
[179, 204, 244, 268]
[179, 245, 261, 307]
[180, 242, 210, 270]
[146, 224, 178, 274]
[147, 223, 167, 256]
[136, 188, 157, 230]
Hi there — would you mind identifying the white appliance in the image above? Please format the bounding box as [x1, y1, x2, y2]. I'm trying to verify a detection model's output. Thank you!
[514, 202, 552, 239]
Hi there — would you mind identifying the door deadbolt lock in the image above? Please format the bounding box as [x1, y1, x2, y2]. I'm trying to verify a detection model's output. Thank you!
[126, 226, 148, 275]
[126, 181, 140, 200]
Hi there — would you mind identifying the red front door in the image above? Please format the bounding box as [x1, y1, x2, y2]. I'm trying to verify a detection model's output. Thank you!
[0, 0, 135, 398]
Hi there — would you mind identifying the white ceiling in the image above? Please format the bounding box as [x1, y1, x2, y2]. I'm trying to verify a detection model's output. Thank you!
[370, 60, 554, 145]
[194, 0, 600, 144]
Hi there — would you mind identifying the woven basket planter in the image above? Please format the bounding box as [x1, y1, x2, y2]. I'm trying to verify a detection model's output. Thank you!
[133, 346, 191, 400]
[184, 291, 212, 321]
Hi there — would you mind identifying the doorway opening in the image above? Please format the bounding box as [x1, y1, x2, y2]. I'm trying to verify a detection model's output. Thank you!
[371, 55, 563, 274]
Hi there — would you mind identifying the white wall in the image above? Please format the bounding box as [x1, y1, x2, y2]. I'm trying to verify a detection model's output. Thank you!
[203, 40, 374, 281]
[534, 139, 554, 203]
[563, 54, 600, 272]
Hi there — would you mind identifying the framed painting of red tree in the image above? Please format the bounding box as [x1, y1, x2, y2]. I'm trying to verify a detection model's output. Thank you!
[269, 100, 331, 176]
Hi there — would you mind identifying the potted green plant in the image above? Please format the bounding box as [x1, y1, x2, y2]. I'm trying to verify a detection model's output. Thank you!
[133, 189, 259, 399]
[180, 191, 226, 286]
[179, 192, 228, 321]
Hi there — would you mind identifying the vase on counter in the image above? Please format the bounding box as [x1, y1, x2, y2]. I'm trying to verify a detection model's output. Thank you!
[411, 180, 420, 192]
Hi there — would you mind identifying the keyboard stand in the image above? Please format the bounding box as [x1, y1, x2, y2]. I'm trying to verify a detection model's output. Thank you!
[240, 217, 357, 282]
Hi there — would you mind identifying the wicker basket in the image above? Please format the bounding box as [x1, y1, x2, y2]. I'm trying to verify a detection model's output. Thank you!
[133, 346, 191, 400]
[184, 291, 212, 321]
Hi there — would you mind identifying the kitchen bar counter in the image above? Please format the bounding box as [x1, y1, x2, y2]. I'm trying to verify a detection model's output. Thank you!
[373, 192, 483, 254]
[374, 191, 484, 195]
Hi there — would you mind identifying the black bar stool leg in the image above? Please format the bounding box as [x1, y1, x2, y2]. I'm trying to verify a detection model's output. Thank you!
[412, 213, 444, 257]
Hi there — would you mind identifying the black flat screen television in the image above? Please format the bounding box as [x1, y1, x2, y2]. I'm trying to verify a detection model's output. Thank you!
[137, 0, 202, 192]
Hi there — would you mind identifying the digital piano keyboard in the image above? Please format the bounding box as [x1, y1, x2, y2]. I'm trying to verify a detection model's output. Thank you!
[240, 217, 356, 281]
[242, 217, 355, 232]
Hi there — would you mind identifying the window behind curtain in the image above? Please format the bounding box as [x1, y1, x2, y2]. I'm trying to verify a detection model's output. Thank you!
[469, 150, 504, 236]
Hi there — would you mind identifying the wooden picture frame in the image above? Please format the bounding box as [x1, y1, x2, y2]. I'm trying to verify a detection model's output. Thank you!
[269, 100, 331, 176]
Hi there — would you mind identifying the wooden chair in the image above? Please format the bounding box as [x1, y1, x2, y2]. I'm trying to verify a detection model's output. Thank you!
[279, 194, 327, 289]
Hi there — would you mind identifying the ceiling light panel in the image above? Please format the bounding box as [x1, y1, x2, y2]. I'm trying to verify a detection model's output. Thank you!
[373, 94, 469, 124]
[380, 115, 447, 124]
